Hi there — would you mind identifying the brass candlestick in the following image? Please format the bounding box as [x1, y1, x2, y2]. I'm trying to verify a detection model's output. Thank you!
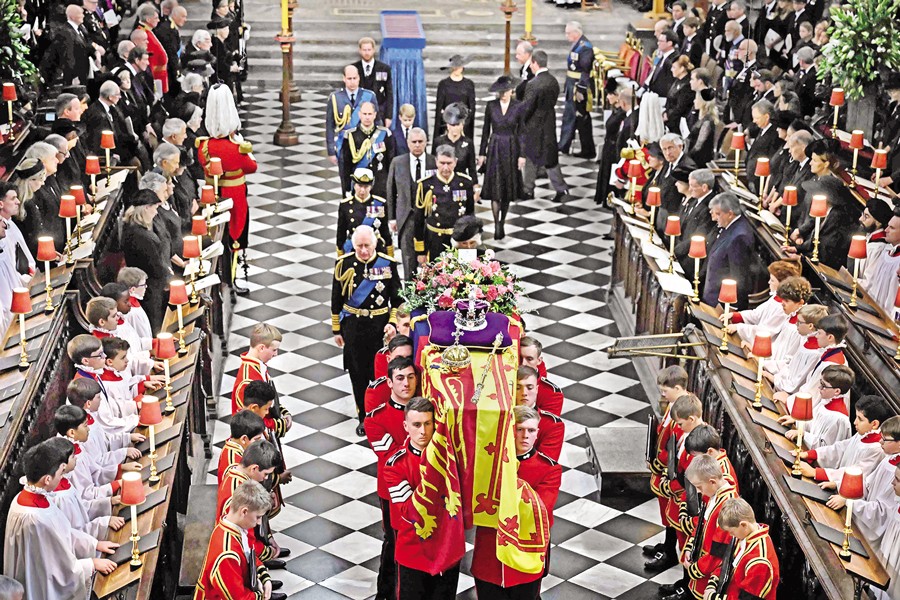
[790, 422, 805, 478]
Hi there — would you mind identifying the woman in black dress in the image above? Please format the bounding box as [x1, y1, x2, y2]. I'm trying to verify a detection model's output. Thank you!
[686, 88, 719, 166]
[665, 56, 694, 134]
[478, 76, 523, 240]
[434, 103, 478, 185]
[433, 55, 476, 150]
[593, 79, 625, 206]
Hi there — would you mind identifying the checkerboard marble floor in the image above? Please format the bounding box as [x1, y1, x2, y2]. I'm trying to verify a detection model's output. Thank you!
[205, 87, 683, 599]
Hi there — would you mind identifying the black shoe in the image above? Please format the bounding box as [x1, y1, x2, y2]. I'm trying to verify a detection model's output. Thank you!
[520, 191, 535, 200]
[356, 423, 366, 437]
[264, 559, 286, 570]
[644, 551, 677, 572]
[574, 152, 596, 159]
[642, 542, 664, 557]
[495, 222, 505, 240]
[269, 593, 288, 600]
[277, 547, 291, 558]
[270, 580, 284, 591]
[552, 191, 571, 202]
[657, 581, 682, 595]
[233, 280, 250, 295]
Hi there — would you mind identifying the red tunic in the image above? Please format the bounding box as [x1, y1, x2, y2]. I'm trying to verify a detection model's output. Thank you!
[364, 397, 407, 499]
[363, 376, 391, 413]
[384, 443, 432, 572]
[373, 347, 389, 380]
[536, 377, 564, 416]
[665, 442, 694, 529]
[470, 449, 561, 588]
[650, 407, 679, 499]
[216, 467, 273, 562]
[194, 518, 270, 600]
[686, 484, 739, 599]
[715, 525, 779, 600]
[231, 353, 288, 437]
[536, 409, 564, 462]
[197, 136, 258, 246]
[217, 438, 244, 486]
[140, 24, 169, 94]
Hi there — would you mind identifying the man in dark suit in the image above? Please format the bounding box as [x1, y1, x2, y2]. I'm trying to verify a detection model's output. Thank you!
[386, 128, 436, 278]
[675, 168, 717, 273]
[681, 17, 705, 69]
[83, 80, 135, 165]
[724, 40, 759, 129]
[702, 193, 755, 309]
[40, 4, 96, 86]
[646, 30, 680, 97]
[614, 86, 639, 154]
[754, 0, 782, 47]
[655, 134, 697, 235]
[671, 1, 688, 43]
[702, 0, 730, 57]
[793, 47, 818, 117]
[514, 41, 536, 101]
[784, 0, 813, 49]
[354, 37, 394, 128]
[726, 1, 751, 40]
[745, 99, 781, 192]
[521, 50, 570, 202]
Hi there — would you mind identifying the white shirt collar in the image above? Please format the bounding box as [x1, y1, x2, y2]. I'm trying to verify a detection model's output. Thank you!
[724, 214, 742, 230]
[535, 67, 548, 75]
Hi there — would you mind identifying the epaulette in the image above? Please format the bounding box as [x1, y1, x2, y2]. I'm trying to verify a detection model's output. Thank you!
[377, 252, 397, 262]
[368, 376, 387, 389]
[540, 377, 561, 393]
[456, 172, 472, 181]
[335, 252, 353, 263]
[340, 194, 354, 204]
[372, 194, 388, 202]
[194, 135, 209, 149]
[386, 447, 407, 466]
[344, 126, 358, 134]
[539, 409, 562, 423]
[238, 140, 253, 154]
[536, 451, 558, 466]
[365, 402, 386, 419]
[377, 126, 392, 135]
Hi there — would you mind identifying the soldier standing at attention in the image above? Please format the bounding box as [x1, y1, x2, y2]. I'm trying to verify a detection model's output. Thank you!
[413, 145, 475, 264]
[332, 225, 401, 437]
[558, 21, 595, 159]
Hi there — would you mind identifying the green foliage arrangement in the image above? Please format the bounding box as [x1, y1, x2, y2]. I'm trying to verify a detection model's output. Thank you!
[0, 0, 37, 82]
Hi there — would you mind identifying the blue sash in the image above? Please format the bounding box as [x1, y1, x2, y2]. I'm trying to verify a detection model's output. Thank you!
[342, 198, 386, 254]
[335, 90, 377, 155]
[339, 254, 392, 321]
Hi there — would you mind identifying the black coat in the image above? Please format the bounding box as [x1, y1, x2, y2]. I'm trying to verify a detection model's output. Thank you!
[795, 66, 818, 117]
[656, 154, 697, 235]
[40, 23, 94, 86]
[353, 59, 394, 122]
[121, 221, 171, 334]
[32, 175, 66, 255]
[681, 34, 705, 69]
[675, 192, 716, 267]
[745, 125, 782, 193]
[703, 216, 755, 309]
[433, 77, 476, 148]
[521, 71, 561, 169]
[702, 3, 729, 52]
[754, 0, 783, 46]
[647, 52, 680, 97]
[666, 76, 693, 133]
[795, 204, 854, 270]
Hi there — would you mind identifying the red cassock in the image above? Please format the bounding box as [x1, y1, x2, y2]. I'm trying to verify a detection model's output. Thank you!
[711, 525, 780, 600]
[536, 409, 564, 462]
[536, 377, 564, 416]
[197, 136, 258, 248]
[364, 376, 391, 413]
[217, 438, 244, 486]
[685, 484, 738, 599]
[470, 448, 562, 587]
[373, 347, 389, 380]
[194, 518, 270, 600]
[363, 398, 407, 500]
[140, 24, 169, 94]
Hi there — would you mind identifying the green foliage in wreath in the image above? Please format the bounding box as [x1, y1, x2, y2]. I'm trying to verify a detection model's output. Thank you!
[0, 0, 37, 82]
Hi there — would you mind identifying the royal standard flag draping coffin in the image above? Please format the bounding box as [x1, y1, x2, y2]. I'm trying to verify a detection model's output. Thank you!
[408, 309, 550, 575]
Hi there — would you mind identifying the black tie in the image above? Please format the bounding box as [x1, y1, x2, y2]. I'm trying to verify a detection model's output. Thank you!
[415, 157, 422, 182]
[365, 64, 371, 77]
[350, 93, 356, 106]
[405, 127, 410, 141]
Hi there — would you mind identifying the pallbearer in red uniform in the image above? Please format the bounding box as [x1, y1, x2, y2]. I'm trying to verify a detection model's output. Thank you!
[646, 366, 689, 566]
[471, 405, 560, 600]
[515, 366, 564, 461]
[195, 479, 274, 600]
[196, 84, 258, 294]
[681, 455, 738, 600]
[707, 498, 779, 600]
[364, 357, 418, 600]
[373, 333, 413, 382]
[384, 398, 457, 599]
[218, 410, 267, 485]
[519, 336, 564, 415]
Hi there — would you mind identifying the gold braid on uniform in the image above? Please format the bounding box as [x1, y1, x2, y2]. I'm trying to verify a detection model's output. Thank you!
[332, 94, 352, 131]
[348, 134, 374, 164]
[416, 187, 434, 216]
[334, 259, 356, 297]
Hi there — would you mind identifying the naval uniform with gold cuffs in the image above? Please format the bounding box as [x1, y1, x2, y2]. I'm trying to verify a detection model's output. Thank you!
[340, 125, 395, 198]
[413, 172, 475, 262]
[331, 252, 400, 424]
[336, 193, 394, 257]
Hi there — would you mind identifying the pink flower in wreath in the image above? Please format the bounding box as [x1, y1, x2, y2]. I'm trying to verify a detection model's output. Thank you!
[438, 290, 454, 308]
[486, 286, 499, 301]
[480, 264, 493, 277]
[497, 285, 508, 295]
[452, 269, 463, 279]
[415, 281, 426, 292]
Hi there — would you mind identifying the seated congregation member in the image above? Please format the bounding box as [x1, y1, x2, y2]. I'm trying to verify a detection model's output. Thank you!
[121, 189, 172, 334]
[218, 409, 267, 484]
[795, 395, 892, 486]
[825, 416, 900, 551]
[4, 443, 118, 600]
[365, 356, 418, 600]
[515, 366, 564, 461]
[471, 405, 560, 600]
[373, 334, 413, 383]
[196, 479, 275, 600]
[708, 498, 779, 600]
[645, 366, 689, 567]
[722, 262, 803, 344]
[383, 397, 461, 600]
[859, 209, 900, 315]
[117, 267, 153, 340]
[702, 193, 755, 310]
[765, 304, 828, 393]
[783, 365, 853, 449]
[680, 454, 738, 600]
[519, 336, 564, 415]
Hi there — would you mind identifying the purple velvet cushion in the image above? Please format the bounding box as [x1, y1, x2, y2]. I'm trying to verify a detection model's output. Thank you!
[425, 311, 513, 348]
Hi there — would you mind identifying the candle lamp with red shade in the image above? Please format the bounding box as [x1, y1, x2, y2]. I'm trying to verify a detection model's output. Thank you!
[3, 83, 16, 142]
[751, 330, 772, 410]
[59, 194, 77, 265]
[85, 156, 101, 197]
[645, 187, 661, 243]
[731, 131, 745, 176]
[69, 186, 86, 246]
[809, 195, 828, 263]
[847, 235, 867, 308]
[789, 393, 813, 478]
[36, 237, 56, 313]
[781, 186, 798, 241]
[168, 280, 189, 356]
[199, 185, 216, 230]
[100, 130, 115, 185]
[11, 288, 31, 369]
[829, 88, 844, 138]
[872, 148, 888, 186]
[139, 395, 163, 482]
[754, 157, 770, 211]
[206, 157, 223, 202]
[838, 467, 864, 561]
[626, 160, 642, 214]
[120, 471, 146, 568]
[688, 236, 706, 303]
[155, 333, 178, 415]
[849, 130, 864, 181]
[182, 236, 202, 303]
[664, 216, 680, 274]
[719, 279, 738, 352]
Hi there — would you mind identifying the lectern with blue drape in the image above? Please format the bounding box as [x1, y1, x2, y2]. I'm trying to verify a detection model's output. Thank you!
[379, 11, 428, 134]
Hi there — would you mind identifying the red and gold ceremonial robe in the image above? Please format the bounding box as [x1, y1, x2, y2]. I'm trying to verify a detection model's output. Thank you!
[194, 518, 271, 600]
